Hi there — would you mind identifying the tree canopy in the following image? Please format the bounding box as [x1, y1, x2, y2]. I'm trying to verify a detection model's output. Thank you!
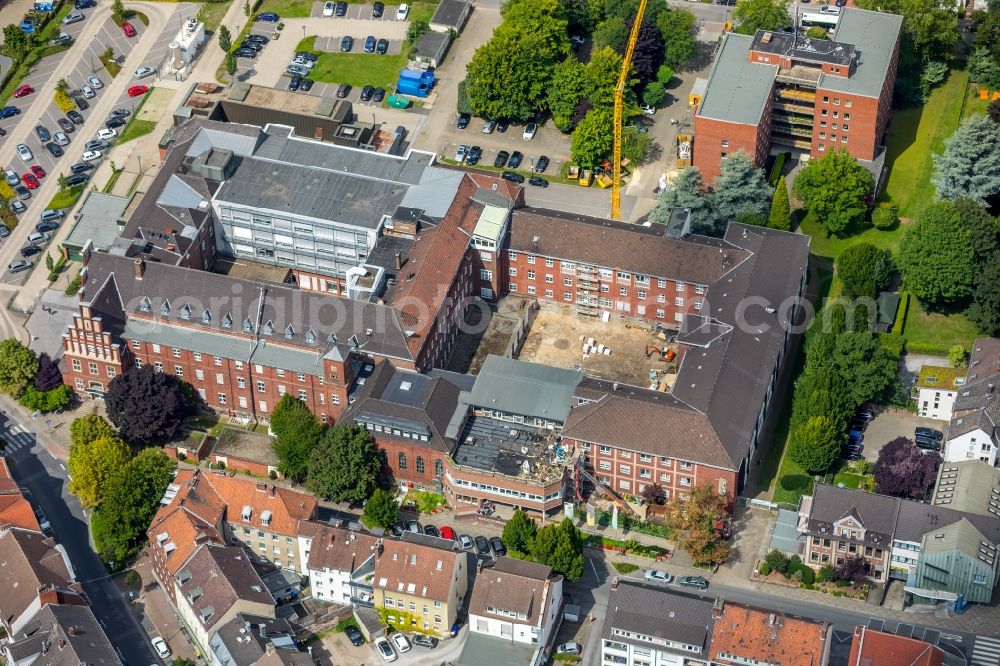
[362, 487, 399, 529]
[70, 414, 117, 448]
[968, 253, 1000, 335]
[931, 115, 1000, 205]
[307, 424, 381, 503]
[836, 242, 894, 300]
[664, 484, 731, 565]
[547, 58, 588, 131]
[270, 395, 324, 481]
[2, 25, 33, 61]
[630, 18, 664, 86]
[794, 149, 874, 236]
[648, 167, 712, 227]
[529, 518, 585, 580]
[733, 0, 791, 35]
[502, 509, 538, 555]
[34, 353, 63, 392]
[571, 108, 614, 165]
[874, 437, 940, 497]
[789, 415, 842, 474]
[656, 9, 697, 69]
[709, 151, 774, 235]
[0, 339, 39, 398]
[105, 366, 188, 444]
[769, 176, 791, 231]
[68, 435, 131, 508]
[898, 200, 975, 308]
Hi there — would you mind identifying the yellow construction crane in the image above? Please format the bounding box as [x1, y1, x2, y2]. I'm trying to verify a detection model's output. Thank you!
[611, 0, 648, 220]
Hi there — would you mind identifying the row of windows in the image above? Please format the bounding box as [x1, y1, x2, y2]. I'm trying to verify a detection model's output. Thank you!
[506, 265, 704, 293]
[140, 361, 340, 405]
[396, 453, 444, 476]
[71, 359, 117, 378]
[140, 342, 315, 381]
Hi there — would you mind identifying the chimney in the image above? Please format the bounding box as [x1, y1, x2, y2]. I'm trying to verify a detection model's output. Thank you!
[67, 625, 77, 636]
[394, 251, 402, 270]
[270, 484, 276, 497]
[134, 258, 145, 280]
[611, 577, 619, 590]
[711, 597, 725, 619]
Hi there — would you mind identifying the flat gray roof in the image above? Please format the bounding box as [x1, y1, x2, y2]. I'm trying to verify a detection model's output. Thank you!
[457, 631, 537, 666]
[468, 355, 583, 423]
[820, 8, 902, 98]
[64, 191, 131, 251]
[697, 33, 777, 126]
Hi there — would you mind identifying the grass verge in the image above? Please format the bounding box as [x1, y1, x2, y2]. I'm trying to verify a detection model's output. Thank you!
[302, 44, 408, 89]
[47, 184, 86, 210]
[118, 118, 156, 144]
[103, 169, 123, 193]
[611, 562, 639, 575]
[881, 69, 967, 220]
[200, 0, 235, 31]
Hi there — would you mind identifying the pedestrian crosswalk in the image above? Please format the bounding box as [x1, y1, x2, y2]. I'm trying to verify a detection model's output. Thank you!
[972, 635, 1000, 666]
[939, 631, 963, 643]
[0, 424, 35, 455]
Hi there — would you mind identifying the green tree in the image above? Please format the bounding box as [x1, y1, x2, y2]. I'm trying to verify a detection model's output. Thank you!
[592, 16, 628, 53]
[709, 151, 773, 236]
[664, 484, 732, 565]
[218, 25, 232, 53]
[794, 149, 874, 236]
[648, 167, 712, 227]
[656, 65, 674, 86]
[362, 487, 399, 529]
[571, 109, 613, 165]
[642, 82, 666, 107]
[111, 0, 125, 23]
[898, 201, 975, 308]
[790, 370, 856, 432]
[2, 24, 33, 61]
[656, 9, 696, 69]
[547, 58, 588, 131]
[806, 26, 828, 39]
[953, 198, 1000, 267]
[733, 0, 791, 35]
[836, 242, 894, 300]
[948, 345, 967, 368]
[829, 332, 900, 406]
[530, 518, 584, 581]
[932, 116, 1000, 205]
[57, 173, 70, 190]
[968, 253, 1000, 335]
[68, 435, 131, 508]
[224, 52, 237, 80]
[19, 385, 72, 413]
[502, 509, 538, 555]
[270, 394, 324, 480]
[764, 549, 789, 573]
[95, 448, 175, 563]
[55, 78, 70, 95]
[871, 203, 898, 230]
[855, 0, 958, 63]
[307, 425, 381, 503]
[769, 175, 791, 230]
[789, 415, 841, 474]
[244, 0, 252, 16]
[584, 47, 625, 110]
[0, 339, 39, 398]
[70, 414, 117, 448]
[621, 126, 653, 164]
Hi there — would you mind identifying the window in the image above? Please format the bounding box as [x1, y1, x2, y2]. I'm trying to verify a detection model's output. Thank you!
[508, 251, 517, 260]
[218, 393, 227, 405]
[721, 139, 729, 147]
[90, 362, 100, 375]
[545, 289, 554, 298]
[843, 124, 849, 132]
[509, 283, 517, 293]
[153, 361, 162, 373]
[237, 377, 246, 389]
[660, 473, 671, 483]
[509, 268, 517, 276]
[619, 287, 628, 296]
[656, 294, 665, 303]
[214, 356, 222, 366]
[843, 113, 851, 120]
[480, 269, 492, 280]
[331, 394, 340, 405]
[821, 109, 828, 116]
[694, 300, 703, 311]
[657, 278, 667, 288]
[617, 272, 631, 282]
[675, 297, 684, 307]
[416, 457, 425, 474]
[193, 352, 202, 362]
[819, 132, 826, 139]
[656, 309, 665, 318]
[106, 367, 116, 378]
[545, 274, 554, 283]
[174, 366, 183, 377]
[527, 270, 535, 280]
[599, 461, 612, 471]
[620, 465, 631, 474]
[599, 446, 611, 454]
[72, 359, 81, 372]
[841, 136, 848, 143]
[845, 99, 852, 107]
[398, 453, 407, 470]
[545, 258, 554, 267]
[527, 286, 536, 295]
[822, 96, 829, 103]
[563, 277, 573, 286]
[257, 381, 265, 393]
[527, 255, 536, 264]
[195, 369, 204, 381]
[172, 348, 181, 358]
[818, 144, 826, 151]
[298, 389, 307, 401]
[435, 459, 444, 476]
[694, 285, 706, 295]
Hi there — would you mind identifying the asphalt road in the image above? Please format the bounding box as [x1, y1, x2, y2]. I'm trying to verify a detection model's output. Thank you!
[0, 407, 160, 666]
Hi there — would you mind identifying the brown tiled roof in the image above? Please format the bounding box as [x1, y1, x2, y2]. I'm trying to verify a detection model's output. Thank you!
[147, 469, 225, 577]
[0, 459, 40, 532]
[509, 207, 750, 286]
[847, 626, 943, 666]
[467, 557, 558, 625]
[562, 396, 735, 469]
[374, 537, 462, 603]
[176, 544, 274, 630]
[709, 603, 828, 666]
[5, 604, 118, 666]
[0, 528, 83, 627]
[307, 525, 379, 573]
[208, 473, 318, 535]
[968, 338, 1000, 381]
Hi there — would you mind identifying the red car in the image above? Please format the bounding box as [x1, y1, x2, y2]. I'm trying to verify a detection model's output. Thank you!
[13, 85, 33, 98]
[121, 20, 136, 37]
[439, 525, 456, 541]
[128, 84, 148, 98]
[30, 165, 45, 179]
[21, 173, 40, 190]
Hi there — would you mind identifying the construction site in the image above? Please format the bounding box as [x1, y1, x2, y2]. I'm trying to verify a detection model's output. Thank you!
[516, 302, 682, 390]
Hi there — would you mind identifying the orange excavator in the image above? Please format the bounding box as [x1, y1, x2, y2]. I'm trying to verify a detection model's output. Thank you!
[645, 345, 677, 362]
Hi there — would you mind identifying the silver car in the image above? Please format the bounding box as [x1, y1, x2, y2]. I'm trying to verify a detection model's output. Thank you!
[87, 75, 103, 89]
[80, 84, 96, 98]
[54, 131, 70, 146]
[16, 144, 32, 162]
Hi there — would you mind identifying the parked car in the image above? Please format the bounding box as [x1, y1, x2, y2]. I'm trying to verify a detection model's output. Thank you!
[466, 145, 482, 165]
[151, 637, 170, 659]
[372, 87, 385, 102]
[4, 169, 19, 187]
[335, 1, 347, 16]
[557, 643, 582, 655]
[455, 144, 469, 162]
[340, 35, 353, 51]
[57, 117, 75, 133]
[45, 142, 64, 157]
[481, 119, 496, 134]
[508, 151, 523, 169]
[360, 85, 374, 101]
[87, 75, 103, 89]
[345, 625, 365, 646]
[456, 113, 471, 129]
[493, 150, 509, 168]
[336, 83, 351, 98]
[70, 162, 94, 174]
[64, 173, 90, 186]
[406, 520, 421, 533]
[9, 200, 26, 215]
[105, 116, 126, 129]
[72, 94, 89, 109]
[678, 575, 709, 590]
[239, 40, 261, 52]
[75, 0, 96, 8]
[848, 430, 864, 444]
[286, 64, 310, 76]
[474, 535, 490, 556]
[63, 11, 84, 24]
[121, 20, 136, 36]
[372, 1, 384, 17]
[21, 173, 39, 189]
[364, 35, 376, 52]
[322, 1, 335, 16]
[300, 78, 314, 92]
[287, 74, 302, 91]
[396, 3, 409, 20]
[412, 634, 438, 649]
[522, 122, 537, 140]
[291, 55, 314, 69]
[490, 537, 507, 557]
[128, 85, 148, 97]
[246, 33, 269, 44]
[440, 526, 456, 540]
[81, 150, 102, 162]
[528, 176, 549, 188]
[0, 106, 20, 119]
[295, 51, 317, 62]
[644, 569, 674, 585]
[376, 37, 390, 54]
[67, 110, 84, 125]
[423, 524, 440, 538]
[915, 427, 943, 441]
[40, 209, 64, 222]
[256, 12, 280, 21]
[8, 260, 32, 274]
[375, 637, 397, 662]
[85, 139, 109, 151]
[14, 185, 30, 201]
[0, 223, 12, 236]
[27, 231, 50, 245]
[27, 166, 43, 181]
[391, 522, 405, 537]
[53, 131, 70, 146]
[391, 634, 411, 654]
[16, 144, 33, 162]
[35, 220, 59, 233]
[21, 245, 42, 258]
[97, 128, 117, 140]
[135, 66, 154, 79]
[501, 171, 525, 184]
[458, 534, 474, 550]
[13, 85, 33, 98]
[915, 438, 941, 451]
[35, 125, 51, 142]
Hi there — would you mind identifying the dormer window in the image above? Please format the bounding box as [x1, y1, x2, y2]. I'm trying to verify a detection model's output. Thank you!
[139, 296, 151, 313]
[285, 324, 294, 339]
[242, 505, 252, 521]
[261, 510, 272, 526]
[202, 309, 211, 324]
[180, 304, 192, 320]
[243, 317, 253, 333]
[263, 321, 274, 336]
[305, 329, 316, 343]
[222, 313, 233, 328]
[161, 300, 170, 316]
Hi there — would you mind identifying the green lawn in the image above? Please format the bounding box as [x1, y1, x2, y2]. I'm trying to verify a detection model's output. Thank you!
[772, 452, 812, 506]
[799, 214, 905, 263]
[962, 84, 992, 120]
[898, 298, 981, 353]
[118, 119, 156, 144]
[298, 35, 408, 88]
[47, 185, 86, 210]
[199, 0, 234, 31]
[256, 0, 313, 17]
[881, 69, 967, 221]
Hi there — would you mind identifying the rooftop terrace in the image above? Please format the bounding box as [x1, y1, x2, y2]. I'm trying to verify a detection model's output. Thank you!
[452, 416, 567, 485]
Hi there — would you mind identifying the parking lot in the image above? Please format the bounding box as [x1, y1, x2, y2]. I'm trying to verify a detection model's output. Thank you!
[859, 408, 947, 461]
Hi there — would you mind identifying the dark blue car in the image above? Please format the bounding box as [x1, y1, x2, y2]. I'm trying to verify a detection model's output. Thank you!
[0, 106, 19, 119]
[255, 11, 279, 21]
[74, 0, 96, 8]
[848, 430, 864, 444]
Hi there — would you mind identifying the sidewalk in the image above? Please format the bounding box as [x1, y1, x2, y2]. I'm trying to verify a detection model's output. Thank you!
[0, 389, 99, 460]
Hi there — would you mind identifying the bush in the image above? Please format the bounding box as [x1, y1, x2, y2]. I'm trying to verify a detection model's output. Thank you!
[764, 549, 789, 574]
[216, 460, 226, 470]
[269, 469, 278, 480]
[871, 203, 898, 230]
[176, 451, 187, 461]
[124, 570, 139, 586]
[54, 90, 76, 113]
[65, 275, 83, 296]
[759, 561, 771, 576]
[817, 563, 837, 583]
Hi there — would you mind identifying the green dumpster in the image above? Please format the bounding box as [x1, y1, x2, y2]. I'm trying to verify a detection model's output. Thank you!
[387, 95, 411, 109]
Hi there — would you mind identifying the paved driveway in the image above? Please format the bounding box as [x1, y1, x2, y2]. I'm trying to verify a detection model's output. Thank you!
[861, 408, 947, 461]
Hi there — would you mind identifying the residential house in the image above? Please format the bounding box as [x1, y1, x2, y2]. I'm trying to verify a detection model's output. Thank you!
[693, 9, 902, 181]
[0, 527, 85, 638]
[373, 533, 468, 636]
[915, 365, 966, 420]
[1, 604, 119, 666]
[600, 579, 715, 666]
[467, 557, 563, 653]
[932, 460, 1000, 519]
[944, 338, 1000, 466]
[208, 612, 307, 666]
[428, 0, 471, 33]
[306, 523, 380, 606]
[708, 602, 831, 666]
[174, 543, 276, 655]
[846, 625, 946, 666]
[0, 458, 40, 531]
[800, 484, 1000, 603]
